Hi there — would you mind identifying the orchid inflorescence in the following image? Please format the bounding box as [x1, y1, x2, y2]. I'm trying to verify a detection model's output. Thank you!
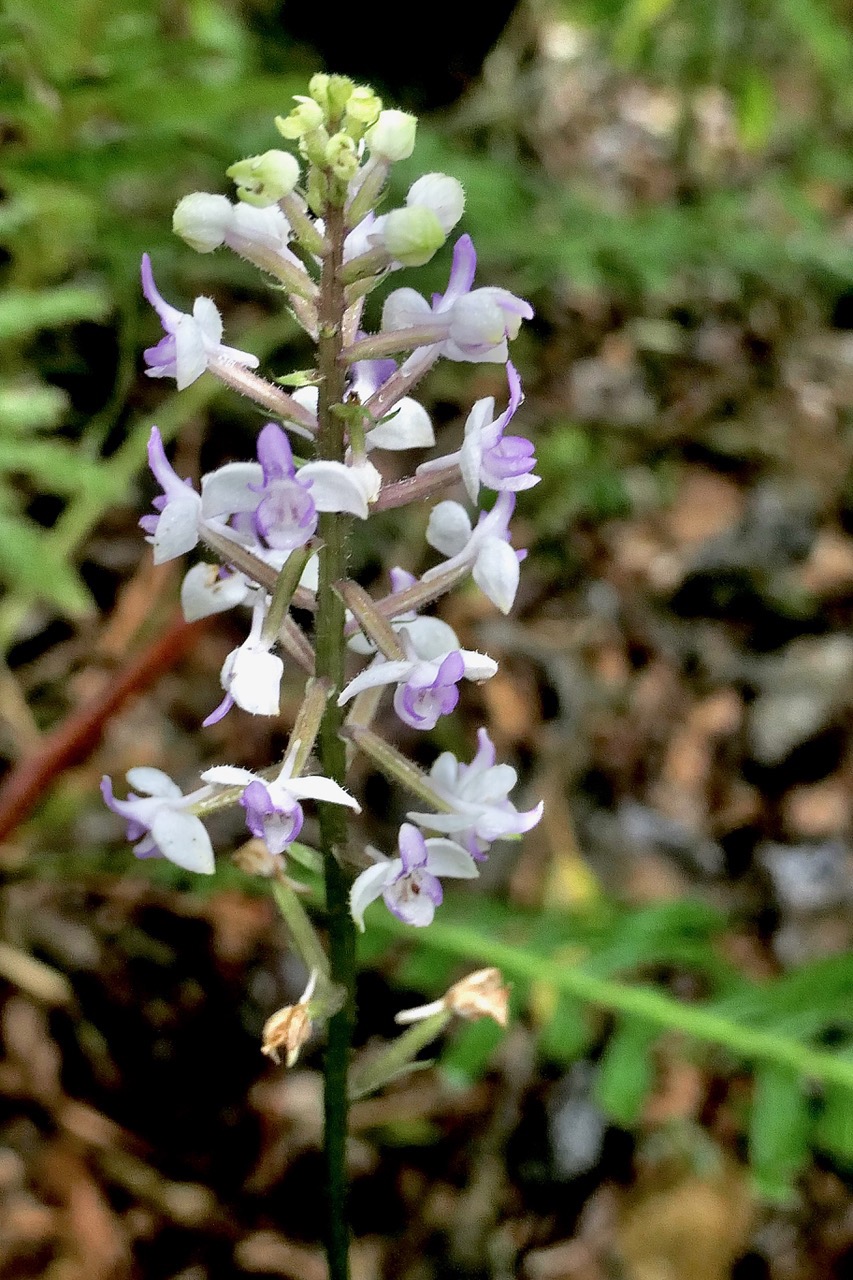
[103, 74, 542, 992]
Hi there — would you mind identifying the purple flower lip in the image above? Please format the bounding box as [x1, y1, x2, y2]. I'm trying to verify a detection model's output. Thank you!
[240, 779, 304, 855]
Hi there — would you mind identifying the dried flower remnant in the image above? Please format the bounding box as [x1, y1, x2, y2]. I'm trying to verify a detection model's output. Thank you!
[261, 971, 318, 1066]
[395, 967, 511, 1028]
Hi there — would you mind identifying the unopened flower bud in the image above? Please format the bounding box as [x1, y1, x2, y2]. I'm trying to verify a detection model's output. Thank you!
[407, 173, 466, 235]
[325, 132, 359, 182]
[232, 839, 282, 878]
[382, 206, 446, 267]
[445, 968, 510, 1026]
[261, 971, 317, 1066]
[226, 150, 300, 206]
[327, 74, 356, 118]
[173, 192, 232, 252]
[276, 96, 325, 139]
[308, 72, 331, 109]
[346, 85, 382, 129]
[365, 109, 417, 161]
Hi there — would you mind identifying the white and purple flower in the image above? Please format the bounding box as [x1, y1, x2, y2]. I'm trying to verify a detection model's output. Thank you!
[408, 728, 544, 858]
[423, 491, 523, 615]
[101, 768, 215, 874]
[350, 823, 478, 929]
[417, 363, 538, 503]
[204, 596, 283, 725]
[252, 423, 318, 550]
[139, 426, 202, 563]
[141, 254, 260, 391]
[338, 633, 497, 732]
[381, 235, 533, 365]
[201, 757, 360, 855]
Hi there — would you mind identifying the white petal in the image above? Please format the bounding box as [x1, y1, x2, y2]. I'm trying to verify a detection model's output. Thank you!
[200, 765, 259, 786]
[429, 750, 459, 791]
[173, 315, 209, 389]
[337, 659, 415, 705]
[473, 539, 519, 614]
[407, 809, 471, 834]
[470, 763, 517, 805]
[227, 648, 283, 715]
[426, 501, 472, 557]
[382, 287, 432, 332]
[423, 839, 479, 878]
[390, 885, 438, 927]
[229, 202, 290, 253]
[192, 295, 224, 345]
[150, 809, 215, 874]
[126, 767, 183, 798]
[181, 563, 249, 621]
[366, 397, 434, 450]
[287, 775, 361, 811]
[401, 617, 460, 661]
[201, 462, 263, 518]
[459, 649, 499, 682]
[298, 461, 370, 518]
[291, 385, 319, 415]
[350, 860, 395, 930]
[152, 494, 201, 563]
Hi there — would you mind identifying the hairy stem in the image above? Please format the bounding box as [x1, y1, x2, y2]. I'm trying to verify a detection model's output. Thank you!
[315, 199, 354, 1280]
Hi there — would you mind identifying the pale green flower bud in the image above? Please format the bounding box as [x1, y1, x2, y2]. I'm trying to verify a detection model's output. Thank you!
[276, 96, 324, 139]
[407, 173, 465, 234]
[381, 206, 445, 267]
[172, 192, 231, 252]
[308, 72, 331, 110]
[300, 125, 331, 168]
[327, 74, 355, 118]
[325, 132, 359, 182]
[346, 85, 382, 128]
[226, 150, 300, 206]
[365, 109, 417, 161]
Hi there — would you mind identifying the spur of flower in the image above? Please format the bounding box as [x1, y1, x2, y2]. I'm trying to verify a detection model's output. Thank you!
[350, 823, 478, 929]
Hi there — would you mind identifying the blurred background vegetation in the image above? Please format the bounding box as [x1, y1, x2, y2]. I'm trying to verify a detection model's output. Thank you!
[3, 1, 853, 1276]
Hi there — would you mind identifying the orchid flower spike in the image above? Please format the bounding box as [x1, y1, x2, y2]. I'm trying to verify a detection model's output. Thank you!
[350, 823, 478, 929]
[101, 768, 214, 874]
[141, 254, 259, 390]
[408, 728, 544, 858]
[202, 754, 360, 855]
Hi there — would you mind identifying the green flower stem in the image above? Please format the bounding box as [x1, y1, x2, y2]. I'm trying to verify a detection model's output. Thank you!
[348, 1010, 452, 1100]
[270, 866, 331, 981]
[344, 725, 456, 813]
[261, 542, 317, 647]
[315, 198, 355, 1280]
[334, 578, 406, 660]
